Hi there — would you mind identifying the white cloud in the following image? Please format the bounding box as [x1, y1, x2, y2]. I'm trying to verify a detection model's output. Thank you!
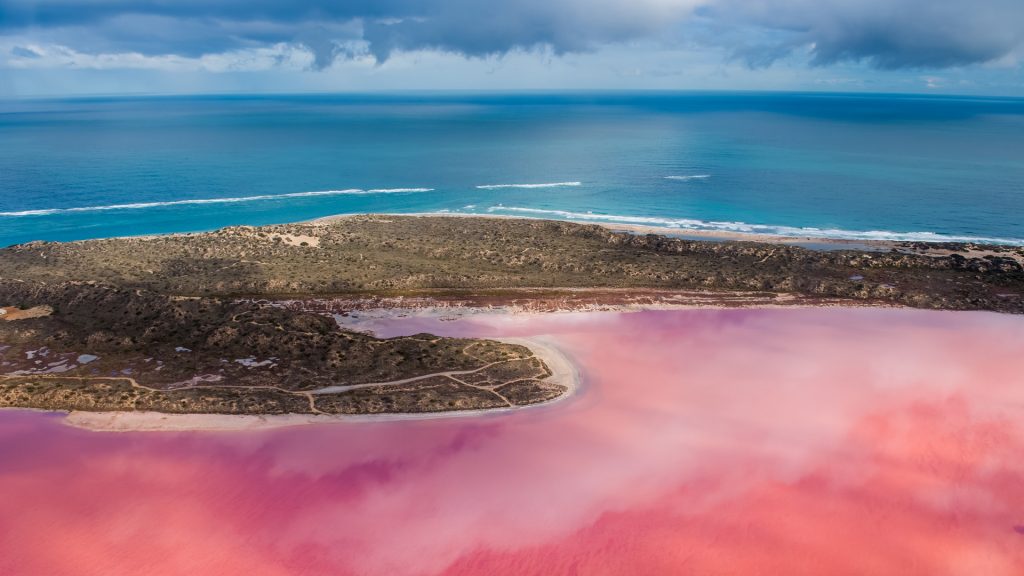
[2, 41, 316, 72]
[0, 0, 1022, 96]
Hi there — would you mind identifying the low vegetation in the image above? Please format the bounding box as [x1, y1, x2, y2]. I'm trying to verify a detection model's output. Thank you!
[1, 214, 1020, 417]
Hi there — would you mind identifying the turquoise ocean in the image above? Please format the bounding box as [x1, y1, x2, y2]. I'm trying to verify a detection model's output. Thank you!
[1, 92, 1022, 247]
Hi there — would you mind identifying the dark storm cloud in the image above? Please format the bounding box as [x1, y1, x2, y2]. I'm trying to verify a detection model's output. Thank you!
[704, 0, 1024, 69]
[1, 0, 1022, 70]
[359, 0, 689, 61]
[0, 0, 692, 68]
[0, 1, 379, 64]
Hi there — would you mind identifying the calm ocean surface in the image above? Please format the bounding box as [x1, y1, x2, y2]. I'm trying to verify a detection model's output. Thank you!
[1, 92, 1022, 247]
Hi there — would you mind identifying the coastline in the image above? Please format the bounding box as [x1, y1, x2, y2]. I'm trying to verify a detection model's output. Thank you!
[60, 336, 580, 433]
[319, 290, 893, 331]
[310, 212, 1024, 258]
[38, 211, 1021, 258]
[310, 212, 896, 248]
[3, 212, 1021, 431]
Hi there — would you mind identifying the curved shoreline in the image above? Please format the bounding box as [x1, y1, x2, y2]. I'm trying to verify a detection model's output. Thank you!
[309, 212, 1024, 253]
[60, 337, 580, 433]
[309, 212, 897, 249]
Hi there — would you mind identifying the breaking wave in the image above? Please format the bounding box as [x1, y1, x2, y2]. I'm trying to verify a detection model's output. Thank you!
[484, 206, 1024, 245]
[0, 188, 433, 217]
[476, 182, 582, 190]
[664, 175, 711, 181]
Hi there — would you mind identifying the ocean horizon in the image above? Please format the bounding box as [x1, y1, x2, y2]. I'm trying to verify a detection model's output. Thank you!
[2, 91, 1023, 247]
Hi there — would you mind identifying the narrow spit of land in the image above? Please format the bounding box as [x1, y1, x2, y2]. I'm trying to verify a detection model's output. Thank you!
[0, 214, 1021, 423]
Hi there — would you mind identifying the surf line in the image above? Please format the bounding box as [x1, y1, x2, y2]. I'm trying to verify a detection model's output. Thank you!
[664, 175, 711, 181]
[484, 206, 1024, 245]
[476, 182, 582, 190]
[0, 188, 435, 217]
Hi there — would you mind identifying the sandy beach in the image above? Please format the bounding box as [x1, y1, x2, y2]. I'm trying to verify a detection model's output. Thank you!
[61, 336, 580, 432]
[83, 211, 1020, 261]
[310, 211, 900, 250]
[311, 212, 1024, 263]
[92, 211, 994, 252]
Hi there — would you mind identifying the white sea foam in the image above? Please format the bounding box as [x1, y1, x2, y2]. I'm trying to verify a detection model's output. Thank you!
[485, 206, 1024, 245]
[0, 188, 433, 217]
[664, 175, 711, 181]
[476, 182, 582, 190]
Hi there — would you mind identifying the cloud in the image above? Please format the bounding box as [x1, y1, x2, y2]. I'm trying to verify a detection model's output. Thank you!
[0, 0, 700, 67]
[9, 45, 41, 58]
[0, 0, 1021, 72]
[704, 0, 1024, 69]
[359, 0, 698, 62]
[2, 41, 316, 72]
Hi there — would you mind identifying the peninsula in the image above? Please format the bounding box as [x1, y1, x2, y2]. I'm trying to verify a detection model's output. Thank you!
[2, 215, 1022, 419]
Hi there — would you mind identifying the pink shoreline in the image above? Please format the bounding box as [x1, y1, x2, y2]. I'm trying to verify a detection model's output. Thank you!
[2, 307, 1023, 576]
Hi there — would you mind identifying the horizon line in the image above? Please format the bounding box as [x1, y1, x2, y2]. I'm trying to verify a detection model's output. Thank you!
[4, 88, 1024, 103]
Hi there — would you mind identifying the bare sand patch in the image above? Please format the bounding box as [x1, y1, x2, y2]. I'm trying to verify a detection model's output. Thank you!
[0, 305, 53, 321]
[272, 233, 320, 247]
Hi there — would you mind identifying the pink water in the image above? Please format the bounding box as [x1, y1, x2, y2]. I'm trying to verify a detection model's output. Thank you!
[2, 308, 1024, 576]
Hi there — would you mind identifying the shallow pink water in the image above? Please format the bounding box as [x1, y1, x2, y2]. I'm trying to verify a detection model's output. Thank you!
[3, 308, 1024, 576]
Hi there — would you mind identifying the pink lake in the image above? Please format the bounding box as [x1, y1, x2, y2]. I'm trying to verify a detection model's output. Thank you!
[2, 307, 1024, 575]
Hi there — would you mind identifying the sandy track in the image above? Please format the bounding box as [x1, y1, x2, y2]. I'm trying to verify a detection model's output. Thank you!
[60, 336, 580, 432]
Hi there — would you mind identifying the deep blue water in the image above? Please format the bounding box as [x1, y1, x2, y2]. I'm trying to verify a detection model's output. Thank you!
[1, 92, 1023, 247]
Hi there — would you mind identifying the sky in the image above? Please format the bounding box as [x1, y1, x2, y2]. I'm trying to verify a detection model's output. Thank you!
[1, 0, 1023, 97]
